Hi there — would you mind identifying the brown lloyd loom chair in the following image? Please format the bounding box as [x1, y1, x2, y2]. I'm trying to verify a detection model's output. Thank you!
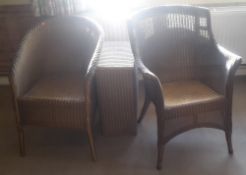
[128, 6, 242, 169]
[9, 16, 103, 160]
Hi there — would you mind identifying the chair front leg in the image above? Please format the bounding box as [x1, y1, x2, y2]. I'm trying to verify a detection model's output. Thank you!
[17, 125, 25, 156]
[157, 142, 165, 170]
[154, 103, 165, 170]
[87, 124, 97, 161]
[225, 131, 233, 154]
[225, 102, 233, 155]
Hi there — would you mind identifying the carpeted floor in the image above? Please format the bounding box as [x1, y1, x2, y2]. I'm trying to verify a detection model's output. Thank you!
[0, 77, 246, 175]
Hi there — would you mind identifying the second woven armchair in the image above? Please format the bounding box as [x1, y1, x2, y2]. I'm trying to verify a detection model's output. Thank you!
[128, 6, 242, 169]
[9, 16, 103, 160]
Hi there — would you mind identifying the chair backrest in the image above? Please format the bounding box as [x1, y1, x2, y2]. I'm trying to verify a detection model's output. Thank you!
[128, 5, 216, 82]
[24, 16, 102, 76]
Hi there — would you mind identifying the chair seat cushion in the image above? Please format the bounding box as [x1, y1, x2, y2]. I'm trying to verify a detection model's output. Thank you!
[18, 74, 85, 128]
[162, 80, 225, 111]
[23, 74, 84, 102]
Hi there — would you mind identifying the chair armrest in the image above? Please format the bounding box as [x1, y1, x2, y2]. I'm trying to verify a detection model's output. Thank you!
[136, 58, 164, 107]
[202, 45, 241, 96]
[216, 45, 242, 119]
[9, 31, 42, 98]
[217, 45, 242, 77]
[217, 45, 242, 96]
[84, 36, 103, 124]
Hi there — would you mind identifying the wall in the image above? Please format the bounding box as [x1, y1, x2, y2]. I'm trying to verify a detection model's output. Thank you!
[212, 7, 246, 75]
[0, 0, 31, 5]
[149, 0, 246, 4]
[1, 0, 246, 6]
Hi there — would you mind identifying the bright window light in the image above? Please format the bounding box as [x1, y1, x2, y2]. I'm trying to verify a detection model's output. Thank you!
[90, 0, 141, 21]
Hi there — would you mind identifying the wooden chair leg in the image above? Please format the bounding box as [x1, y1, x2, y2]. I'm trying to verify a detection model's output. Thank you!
[225, 131, 233, 154]
[17, 126, 25, 156]
[138, 97, 150, 123]
[154, 101, 165, 170]
[225, 110, 233, 155]
[87, 126, 97, 161]
[157, 143, 164, 170]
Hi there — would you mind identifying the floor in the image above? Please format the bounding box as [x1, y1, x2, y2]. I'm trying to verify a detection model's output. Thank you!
[0, 77, 246, 175]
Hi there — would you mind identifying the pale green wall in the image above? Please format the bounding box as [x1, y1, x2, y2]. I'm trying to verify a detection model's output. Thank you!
[0, 0, 245, 6]
[0, 0, 31, 5]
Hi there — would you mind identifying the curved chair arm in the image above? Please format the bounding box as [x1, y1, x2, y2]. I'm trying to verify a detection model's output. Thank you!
[84, 35, 103, 125]
[136, 58, 164, 107]
[9, 27, 43, 129]
[217, 45, 242, 96]
[9, 27, 43, 98]
[203, 45, 241, 97]
[217, 45, 242, 118]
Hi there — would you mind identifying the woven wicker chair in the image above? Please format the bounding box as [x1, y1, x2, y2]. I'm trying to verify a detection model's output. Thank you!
[128, 6, 242, 169]
[9, 16, 103, 160]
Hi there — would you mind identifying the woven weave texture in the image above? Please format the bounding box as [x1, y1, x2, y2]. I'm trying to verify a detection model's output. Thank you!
[128, 5, 242, 169]
[9, 16, 103, 159]
[96, 41, 137, 136]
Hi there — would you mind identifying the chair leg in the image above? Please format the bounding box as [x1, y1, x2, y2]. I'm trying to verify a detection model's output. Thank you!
[138, 97, 150, 123]
[154, 101, 165, 170]
[225, 109, 233, 155]
[157, 143, 164, 170]
[225, 131, 233, 154]
[17, 126, 25, 156]
[87, 126, 97, 161]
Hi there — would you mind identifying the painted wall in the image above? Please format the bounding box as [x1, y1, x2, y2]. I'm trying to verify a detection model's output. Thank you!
[0, 0, 31, 5]
[0, 0, 246, 6]
[150, 0, 246, 4]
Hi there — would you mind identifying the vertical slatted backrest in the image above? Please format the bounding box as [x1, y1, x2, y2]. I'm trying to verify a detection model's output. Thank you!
[128, 5, 216, 83]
